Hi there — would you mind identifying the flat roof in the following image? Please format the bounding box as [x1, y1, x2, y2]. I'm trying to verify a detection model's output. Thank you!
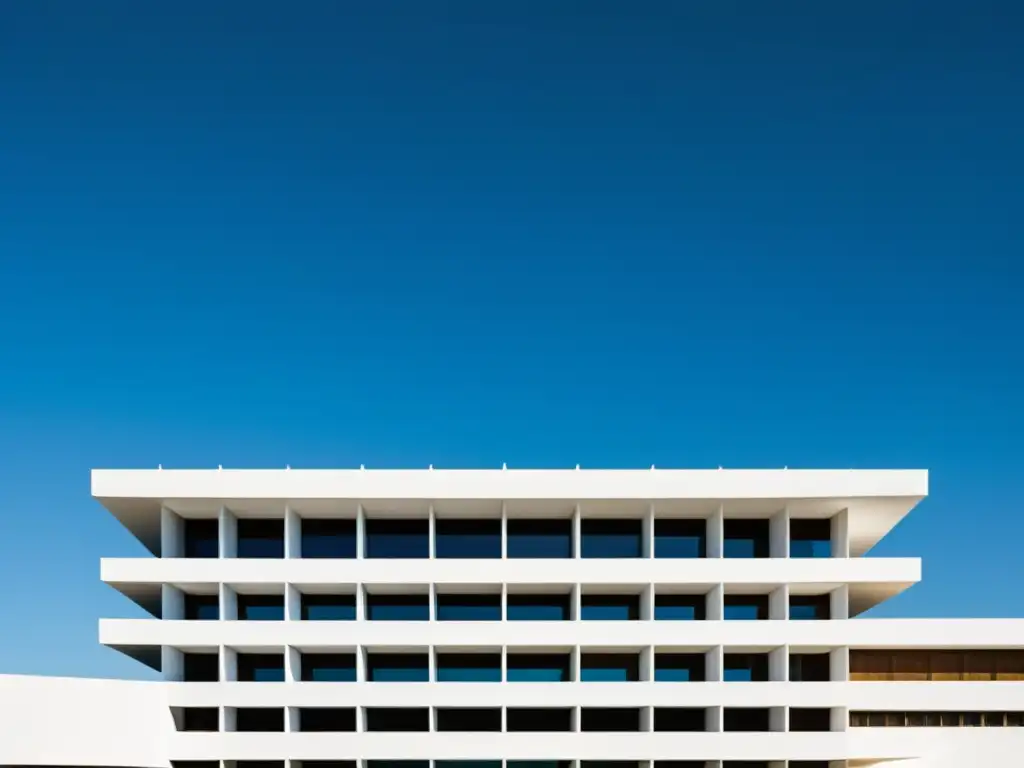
[93, 468, 927, 557]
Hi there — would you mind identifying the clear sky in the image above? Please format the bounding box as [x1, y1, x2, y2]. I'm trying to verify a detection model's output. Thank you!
[0, 1, 1021, 680]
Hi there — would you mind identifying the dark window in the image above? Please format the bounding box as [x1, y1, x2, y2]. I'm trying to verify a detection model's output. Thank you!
[237, 653, 284, 682]
[236, 763, 285, 768]
[580, 653, 639, 682]
[790, 653, 831, 682]
[235, 708, 284, 732]
[581, 593, 639, 621]
[302, 762, 357, 768]
[368, 763, 430, 768]
[173, 762, 221, 768]
[581, 708, 641, 732]
[724, 595, 770, 620]
[790, 594, 831, 621]
[723, 708, 771, 732]
[299, 708, 356, 732]
[436, 653, 502, 682]
[984, 712, 1006, 727]
[435, 519, 501, 559]
[181, 708, 219, 731]
[183, 653, 219, 682]
[506, 708, 573, 731]
[301, 593, 356, 621]
[654, 708, 706, 732]
[654, 653, 705, 682]
[366, 593, 429, 621]
[724, 654, 769, 682]
[184, 594, 219, 620]
[506, 653, 571, 682]
[654, 593, 706, 620]
[236, 519, 284, 559]
[790, 708, 832, 732]
[301, 519, 356, 558]
[506, 593, 570, 621]
[364, 708, 430, 732]
[436, 593, 501, 621]
[435, 708, 503, 732]
[366, 653, 429, 682]
[506, 519, 573, 559]
[581, 519, 642, 558]
[508, 763, 571, 768]
[301, 653, 356, 682]
[655, 519, 706, 558]
[365, 519, 428, 559]
[184, 519, 219, 559]
[237, 594, 284, 621]
[654, 763, 706, 768]
[437, 763, 502, 768]
[723, 520, 770, 558]
[790, 763, 832, 768]
[790, 519, 832, 558]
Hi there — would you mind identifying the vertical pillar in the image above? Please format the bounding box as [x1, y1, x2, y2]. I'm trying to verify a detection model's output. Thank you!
[570, 645, 581, 682]
[220, 583, 237, 621]
[501, 583, 507, 622]
[640, 584, 654, 621]
[831, 706, 849, 732]
[770, 506, 790, 558]
[284, 506, 301, 559]
[639, 646, 653, 681]
[221, 646, 237, 682]
[831, 584, 850, 620]
[571, 584, 582, 621]
[428, 504, 436, 559]
[286, 646, 301, 682]
[161, 647, 183, 681]
[643, 504, 655, 558]
[706, 583, 724, 621]
[285, 584, 301, 621]
[705, 706, 723, 732]
[429, 583, 437, 621]
[161, 506, 184, 558]
[222, 706, 236, 733]
[770, 584, 789, 621]
[162, 584, 184, 621]
[707, 505, 724, 558]
[501, 502, 508, 558]
[428, 644, 436, 681]
[830, 647, 850, 682]
[501, 645, 508, 682]
[286, 707, 299, 733]
[573, 504, 582, 558]
[705, 645, 723, 682]
[218, 506, 237, 559]
[356, 646, 366, 684]
[769, 706, 788, 732]
[639, 707, 652, 732]
[356, 584, 366, 621]
[832, 509, 850, 558]
[769, 646, 789, 682]
[356, 503, 365, 559]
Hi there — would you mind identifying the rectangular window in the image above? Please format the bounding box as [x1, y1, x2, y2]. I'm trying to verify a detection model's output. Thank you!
[237, 594, 284, 621]
[364, 519, 429, 559]
[364, 708, 430, 732]
[506, 708, 573, 732]
[654, 593, 706, 620]
[789, 594, 831, 621]
[436, 593, 501, 621]
[724, 595, 770, 620]
[506, 519, 573, 559]
[790, 518, 832, 558]
[181, 708, 219, 732]
[436, 653, 502, 682]
[184, 594, 219, 620]
[654, 519, 706, 558]
[237, 653, 285, 682]
[723, 519, 770, 558]
[506, 593, 570, 621]
[723, 708, 771, 732]
[654, 653, 705, 682]
[301, 593, 356, 621]
[183, 653, 219, 682]
[236, 519, 284, 559]
[301, 519, 356, 559]
[790, 653, 831, 682]
[580, 708, 642, 732]
[183, 519, 219, 558]
[366, 593, 429, 621]
[581, 519, 642, 558]
[653, 708, 705, 732]
[435, 708, 502, 732]
[299, 708, 357, 732]
[790, 708, 832, 732]
[580, 594, 640, 621]
[580, 653, 639, 682]
[984, 712, 1006, 727]
[366, 653, 429, 682]
[435, 519, 501, 559]
[301, 653, 356, 682]
[235, 708, 285, 732]
[723, 654, 769, 682]
[506, 653, 571, 682]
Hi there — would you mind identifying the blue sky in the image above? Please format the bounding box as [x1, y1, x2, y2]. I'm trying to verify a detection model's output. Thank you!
[0, 1, 1021, 679]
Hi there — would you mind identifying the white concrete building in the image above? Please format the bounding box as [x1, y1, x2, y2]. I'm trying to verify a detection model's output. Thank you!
[2, 467, 1023, 768]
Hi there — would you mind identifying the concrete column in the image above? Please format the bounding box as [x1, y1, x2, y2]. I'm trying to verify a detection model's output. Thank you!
[161, 646, 183, 681]
[831, 584, 850, 620]
[162, 584, 184, 621]
[706, 645, 723, 682]
[428, 643, 436, 681]
[831, 706, 849, 732]
[501, 502, 508, 558]
[286, 646, 301, 682]
[429, 583, 437, 621]
[571, 583, 582, 621]
[706, 504, 724, 558]
[830, 647, 850, 682]
[770, 506, 790, 558]
[286, 707, 299, 733]
[643, 504, 655, 558]
[706, 583, 724, 621]
[639, 707, 652, 732]
[705, 706, 723, 732]
[573, 504, 582, 558]
[770, 583, 789, 621]
[501, 582, 507, 622]
[221, 646, 237, 682]
[356, 503, 365, 559]
[770, 706, 788, 732]
[222, 706, 236, 733]
[769, 646, 789, 682]
[356, 646, 366, 684]
[428, 504, 436, 559]
[570, 645, 581, 682]
[285, 583, 301, 621]
[218, 506, 237, 559]
[832, 508, 850, 558]
[640, 584, 654, 621]
[639, 646, 654, 682]
[160, 506, 184, 558]
[284, 506, 301, 559]
[220, 583, 237, 621]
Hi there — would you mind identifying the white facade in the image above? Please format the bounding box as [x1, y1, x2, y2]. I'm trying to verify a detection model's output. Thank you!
[2, 468, 1023, 768]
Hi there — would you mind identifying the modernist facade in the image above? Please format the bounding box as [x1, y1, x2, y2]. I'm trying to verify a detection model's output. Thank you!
[2, 468, 1023, 768]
